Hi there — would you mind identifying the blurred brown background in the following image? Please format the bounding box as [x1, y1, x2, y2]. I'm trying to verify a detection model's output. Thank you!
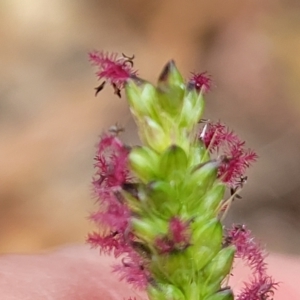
[1, 0, 300, 255]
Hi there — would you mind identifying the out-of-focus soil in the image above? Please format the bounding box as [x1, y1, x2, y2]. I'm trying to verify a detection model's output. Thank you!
[1, 0, 300, 254]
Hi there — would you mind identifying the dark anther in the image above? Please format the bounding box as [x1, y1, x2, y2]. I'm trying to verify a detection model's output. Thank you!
[198, 118, 210, 124]
[122, 182, 140, 199]
[122, 53, 135, 60]
[108, 123, 125, 135]
[230, 187, 242, 199]
[95, 81, 106, 96]
[230, 176, 248, 199]
[220, 155, 232, 164]
[112, 83, 121, 98]
[234, 224, 246, 232]
[222, 236, 233, 247]
[122, 53, 135, 67]
[238, 175, 248, 185]
[130, 241, 151, 258]
[113, 190, 124, 203]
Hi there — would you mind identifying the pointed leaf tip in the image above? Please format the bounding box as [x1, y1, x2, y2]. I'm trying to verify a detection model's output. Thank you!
[158, 60, 177, 82]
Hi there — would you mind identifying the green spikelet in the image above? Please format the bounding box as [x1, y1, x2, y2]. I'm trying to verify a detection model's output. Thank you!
[124, 61, 235, 300]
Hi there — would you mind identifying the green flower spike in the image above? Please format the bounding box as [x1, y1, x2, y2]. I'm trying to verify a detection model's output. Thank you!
[124, 61, 234, 300]
[89, 51, 276, 300]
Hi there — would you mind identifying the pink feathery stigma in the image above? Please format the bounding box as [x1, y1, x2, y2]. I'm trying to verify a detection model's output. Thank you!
[87, 211, 133, 259]
[155, 217, 190, 253]
[237, 276, 277, 300]
[226, 225, 267, 275]
[155, 236, 175, 254]
[88, 133, 149, 289]
[89, 200, 130, 232]
[225, 225, 278, 300]
[112, 254, 149, 290]
[169, 217, 190, 245]
[89, 51, 138, 96]
[189, 71, 212, 92]
[199, 122, 258, 188]
[91, 134, 130, 230]
[200, 122, 240, 152]
[93, 134, 130, 190]
[219, 147, 257, 188]
[87, 231, 120, 254]
[88, 230, 149, 289]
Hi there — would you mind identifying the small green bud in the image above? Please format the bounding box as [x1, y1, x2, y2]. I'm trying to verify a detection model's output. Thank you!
[152, 252, 192, 283]
[184, 160, 219, 202]
[185, 281, 201, 299]
[129, 146, 159, 182]
[191, 160, 219, 184]
[190, 218, 223, 270]
[188, 142, 207, 166]
[158, 60, 184, 88]
[125, 78, 158, 120]
[203, 246, 235, 285]
[196, 183, 226, 216]
[147, 180, 179, 216]
[148, 180, 174, 200]
[179, 88, 205, 130]
[143, 117, 171, 152]
[156, 60, 185, 115]
[159, 145, 188, 181]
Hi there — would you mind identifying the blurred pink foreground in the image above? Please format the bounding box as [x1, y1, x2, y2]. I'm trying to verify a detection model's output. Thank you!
[0, 245, 299, 300]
